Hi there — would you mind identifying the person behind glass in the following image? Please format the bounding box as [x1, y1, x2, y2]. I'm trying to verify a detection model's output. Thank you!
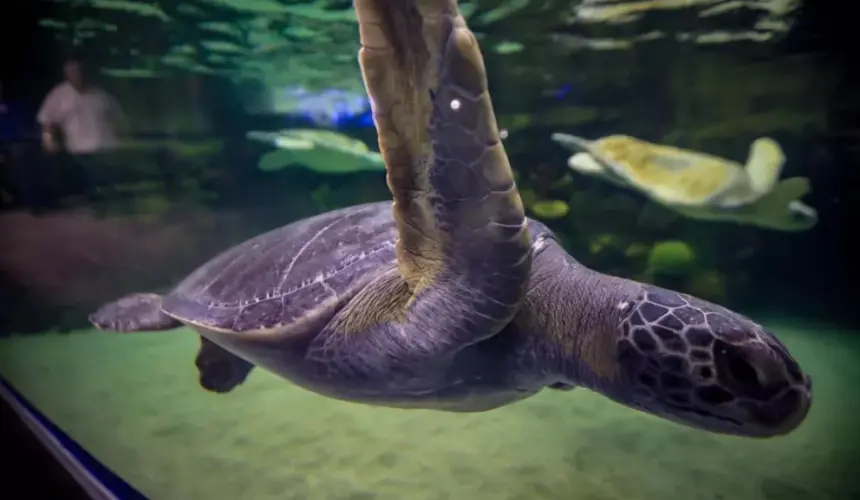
[37, 55, 127, 206]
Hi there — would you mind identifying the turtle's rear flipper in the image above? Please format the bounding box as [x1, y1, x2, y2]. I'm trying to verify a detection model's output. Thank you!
[752, 177, 818, 231]
[89, 293, 181, 332]
[195, 337, 254, 394]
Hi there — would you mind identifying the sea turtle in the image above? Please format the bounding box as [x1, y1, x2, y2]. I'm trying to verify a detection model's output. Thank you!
[551, 132, 818, 231]
[247, 128, 385, 174]
[90, 0, 812, 437]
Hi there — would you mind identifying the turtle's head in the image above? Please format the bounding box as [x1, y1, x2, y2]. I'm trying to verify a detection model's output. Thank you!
[608, 285, 812, 438]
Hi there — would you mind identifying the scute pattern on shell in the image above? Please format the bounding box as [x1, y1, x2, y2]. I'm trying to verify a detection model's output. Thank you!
[162, 201, 557, 334]
[163, 202, 399, 333]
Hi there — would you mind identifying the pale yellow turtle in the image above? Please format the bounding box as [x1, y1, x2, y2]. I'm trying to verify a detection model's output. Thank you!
[551, 133, 818, 231]
[247, 129, 385, 174]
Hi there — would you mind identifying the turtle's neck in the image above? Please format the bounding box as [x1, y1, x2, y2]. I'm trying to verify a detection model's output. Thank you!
[512, 238, 642, 392]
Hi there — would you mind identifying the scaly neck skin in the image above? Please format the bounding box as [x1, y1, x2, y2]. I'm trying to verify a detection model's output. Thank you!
[516, 240, 642, 393]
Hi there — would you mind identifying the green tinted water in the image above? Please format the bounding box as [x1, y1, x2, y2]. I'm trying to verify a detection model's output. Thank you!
[1, 318, 856, 500]
[4, 2, 857, 499]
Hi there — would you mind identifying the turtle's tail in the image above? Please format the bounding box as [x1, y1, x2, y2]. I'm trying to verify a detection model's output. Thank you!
[89, 293, 182, 333]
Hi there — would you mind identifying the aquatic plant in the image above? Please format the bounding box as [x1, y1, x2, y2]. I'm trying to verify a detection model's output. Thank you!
[646, 240, 696, 277]
[687, 269, 728, 303]
[530, 199, 570, 219]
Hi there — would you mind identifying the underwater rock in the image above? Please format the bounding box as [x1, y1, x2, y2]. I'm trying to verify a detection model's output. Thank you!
[530, 199, 570, 219]
[646, 240, 696, 277]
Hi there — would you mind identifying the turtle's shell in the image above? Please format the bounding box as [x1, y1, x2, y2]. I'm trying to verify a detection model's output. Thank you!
[162, 202, 398, 334]
[594, 135, 743, 207]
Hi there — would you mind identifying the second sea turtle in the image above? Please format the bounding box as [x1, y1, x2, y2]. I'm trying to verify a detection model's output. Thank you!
[552, 133, 817, 231]
[247, 128, 385, 174]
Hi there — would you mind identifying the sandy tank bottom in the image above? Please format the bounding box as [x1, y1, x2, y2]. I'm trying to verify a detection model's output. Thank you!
[0, 316, 857, 500]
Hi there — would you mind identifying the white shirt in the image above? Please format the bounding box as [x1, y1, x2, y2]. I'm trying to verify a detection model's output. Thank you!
[37, 81, 124, 154]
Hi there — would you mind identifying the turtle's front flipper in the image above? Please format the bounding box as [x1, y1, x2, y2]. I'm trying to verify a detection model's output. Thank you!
[745, 137, 785, 195]
[195, 337, 254, 394]
[353, 3, 530, 332]
[551, 132, 595, 153]
[89, 293, 182, 332]
[309, 0, 530, 389]
[552, 133, 628, 184]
